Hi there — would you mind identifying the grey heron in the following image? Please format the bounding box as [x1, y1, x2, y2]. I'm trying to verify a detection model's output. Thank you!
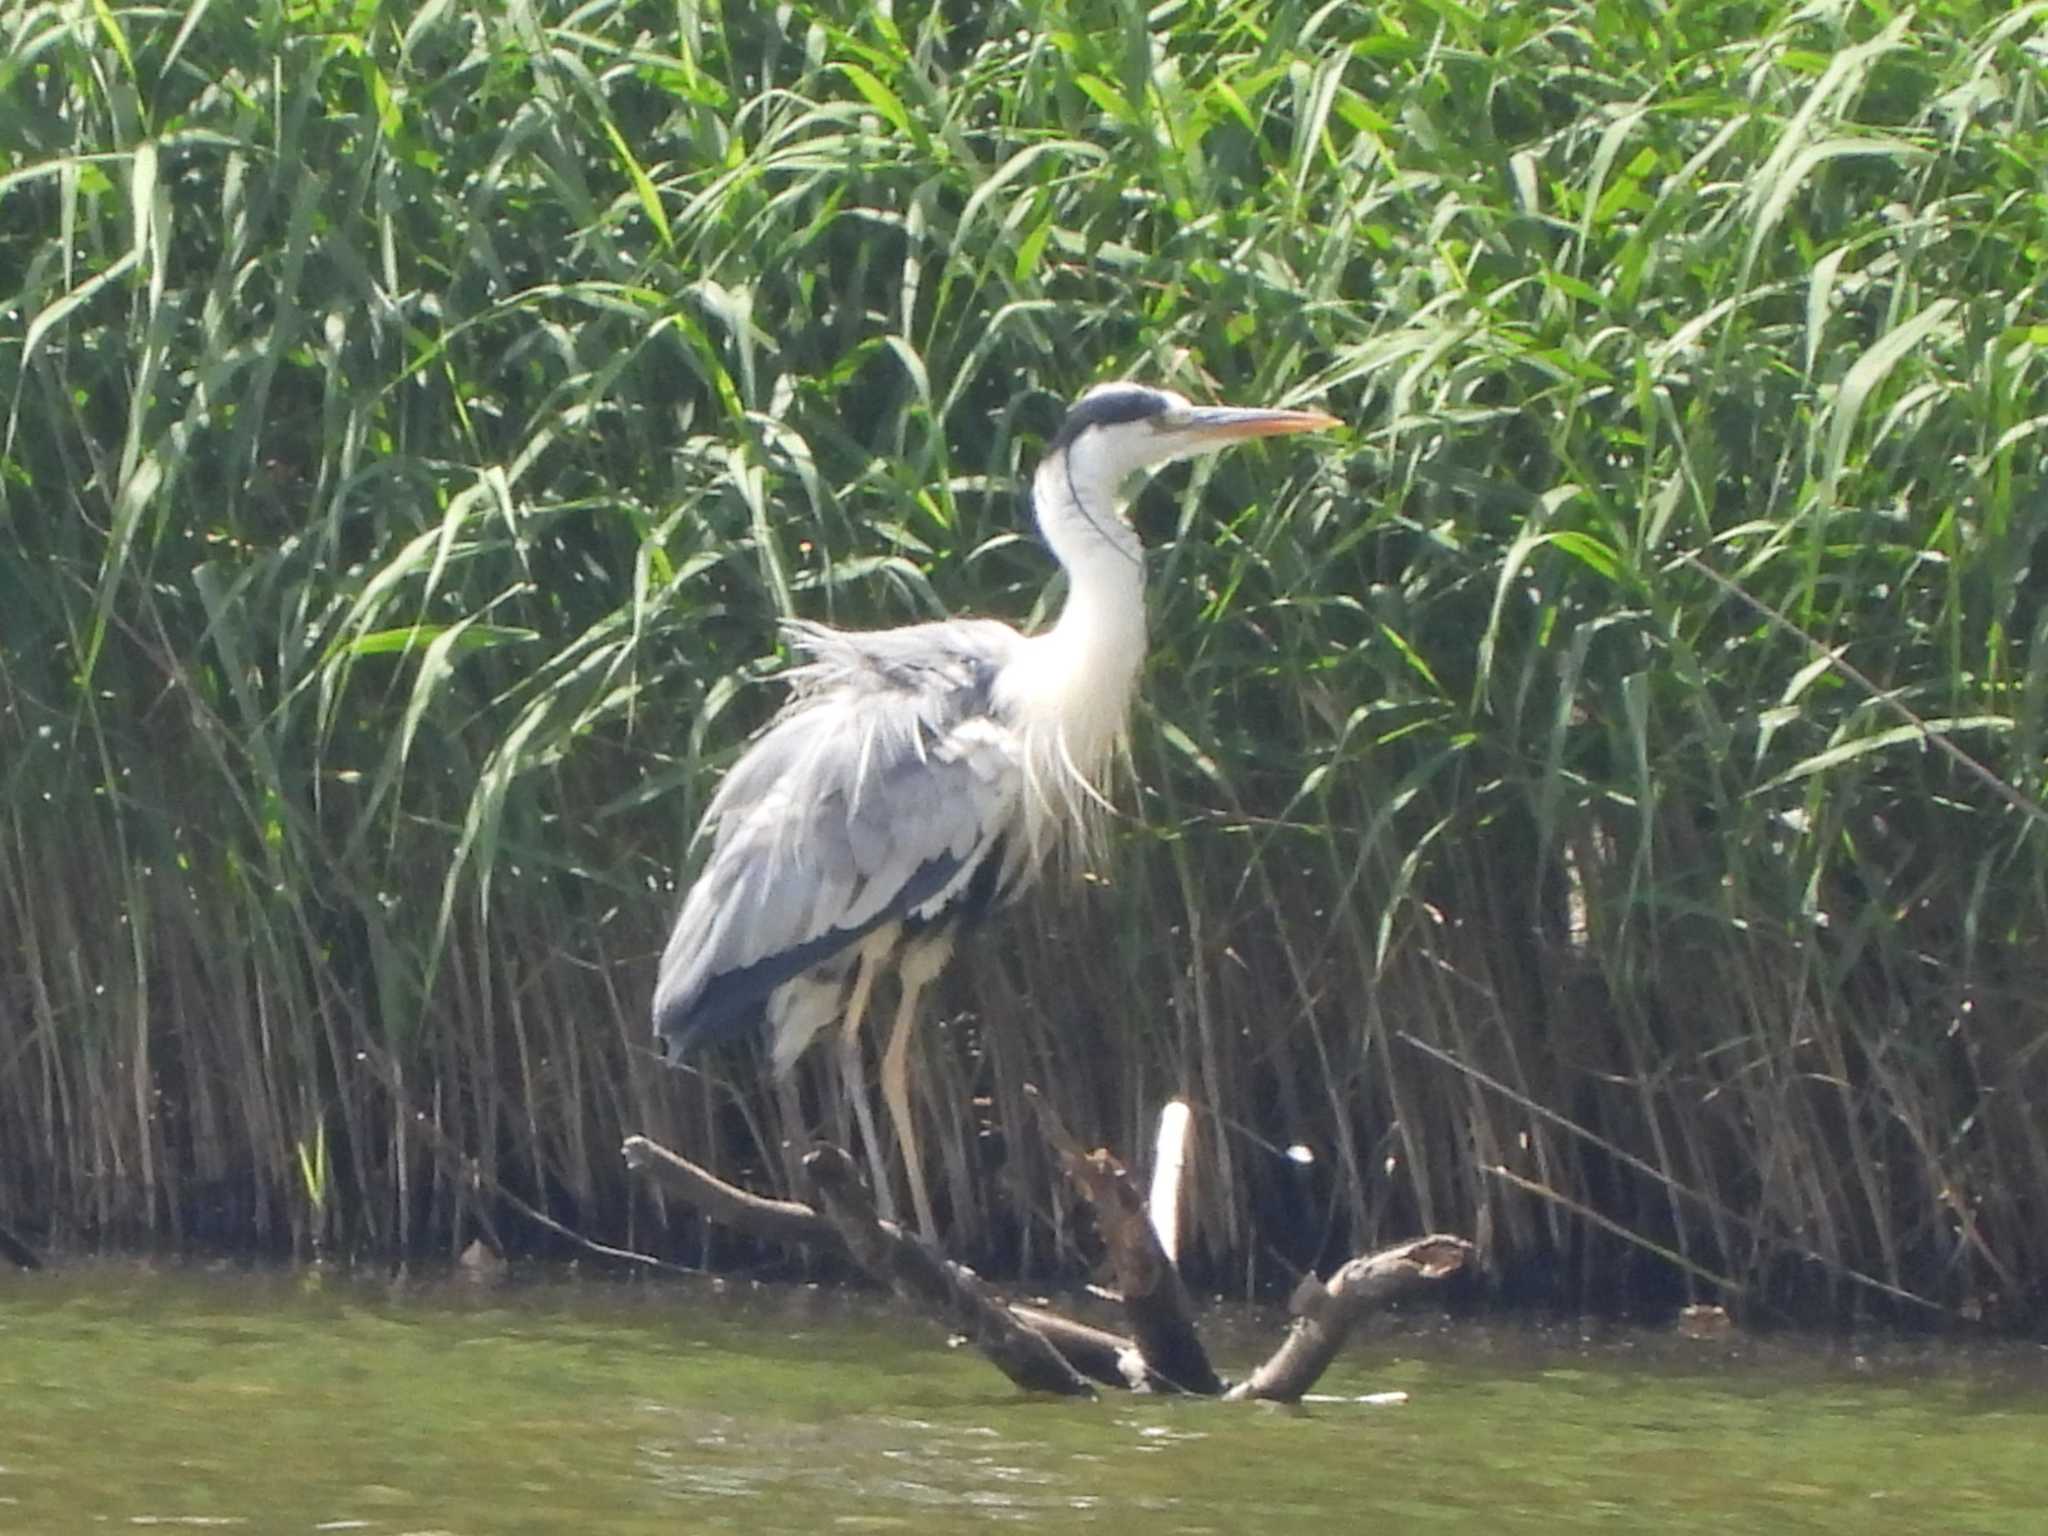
[653, 381, 1339, 1237]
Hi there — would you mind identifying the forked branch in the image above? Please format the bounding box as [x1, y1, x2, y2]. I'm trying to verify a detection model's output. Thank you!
[1027, 1086, 1222, 1394]
[1227, 1236, 1475, 1403]
[622, 1108, 1470, 1401]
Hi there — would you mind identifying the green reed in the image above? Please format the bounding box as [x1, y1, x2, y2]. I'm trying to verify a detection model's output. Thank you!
[3, 0, 2044, 1322]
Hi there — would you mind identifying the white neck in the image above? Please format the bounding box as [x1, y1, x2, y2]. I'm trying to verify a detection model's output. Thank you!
[1035, 452, 1147, 669]
[1002, 453, 1150, 861]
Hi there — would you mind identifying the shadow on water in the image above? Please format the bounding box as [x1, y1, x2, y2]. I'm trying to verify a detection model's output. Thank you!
[3, 1261, 2045, 1534]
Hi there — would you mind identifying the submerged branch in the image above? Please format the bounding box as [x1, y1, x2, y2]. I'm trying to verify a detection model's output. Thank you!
[1028, 1086, 1223, 1394]
[622, 1133, 1138, 1389]
[1227, 1236, 1475, 1403]
[1005, 1304, 1142, 1389]
[802, 1145, 1095, 1397]
[621, 1127, 1467, 1402]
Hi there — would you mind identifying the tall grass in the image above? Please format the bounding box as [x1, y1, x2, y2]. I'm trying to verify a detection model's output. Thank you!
[3, 0, 2044, 1322]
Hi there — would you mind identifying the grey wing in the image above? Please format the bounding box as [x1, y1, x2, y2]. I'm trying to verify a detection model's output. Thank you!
[652, 629, 1023, 1064]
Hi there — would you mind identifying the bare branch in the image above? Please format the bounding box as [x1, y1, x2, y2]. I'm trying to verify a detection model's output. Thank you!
[623, 1135, 835, 1251]
[1028, 1086, 1223, 1395]
[621, 1129, 1470, 1405]
[623, 1134, 1140, 1387]
[803, 1145, 1096, 1397]
[1148, 1099, 1192, 1264]
[1227, 1236, 1474, 1403]
[1006, 1304, 1143, 1388]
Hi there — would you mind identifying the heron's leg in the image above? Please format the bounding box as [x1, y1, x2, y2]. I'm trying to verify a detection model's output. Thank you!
[838, 928, 899, 1223]
[772, 1072, 808, 1194]
[882, 929, 955, 1243]
[768, 968, 847, 1194]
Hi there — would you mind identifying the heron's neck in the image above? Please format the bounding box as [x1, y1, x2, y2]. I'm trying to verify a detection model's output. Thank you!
[1006, 457, 1148, 862]
[1032, 453, 1148, 690]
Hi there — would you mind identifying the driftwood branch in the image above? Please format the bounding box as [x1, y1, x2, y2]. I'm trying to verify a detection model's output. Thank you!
[1005, 1304, 1139, 1388]
[1227, 1235, 1476, 1403]
[620, 1115, 1469, 1403]
[623, 1134, 833, 1250]
[1148, 1099, 1192, 1264]
[623, 1135, 1140, 1390]
[1028, 1086, 1223, 1394]
[803, 1145, 1095, 1396]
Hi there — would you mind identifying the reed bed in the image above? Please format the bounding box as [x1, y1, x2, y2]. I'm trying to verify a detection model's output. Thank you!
[3, 0, 2044, 1324]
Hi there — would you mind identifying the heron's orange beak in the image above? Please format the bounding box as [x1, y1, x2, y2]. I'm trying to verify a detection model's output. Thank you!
[1168, 405, 1343, 446]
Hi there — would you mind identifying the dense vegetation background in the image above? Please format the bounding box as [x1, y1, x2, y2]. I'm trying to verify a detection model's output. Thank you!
[4, 0, 2045, 1325]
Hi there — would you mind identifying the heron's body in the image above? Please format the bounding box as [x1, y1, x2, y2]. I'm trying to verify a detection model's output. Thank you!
[653, 383, 1336, 1235]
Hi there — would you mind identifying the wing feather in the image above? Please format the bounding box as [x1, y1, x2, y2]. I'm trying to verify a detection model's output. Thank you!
[653, 619, 1026, 1061]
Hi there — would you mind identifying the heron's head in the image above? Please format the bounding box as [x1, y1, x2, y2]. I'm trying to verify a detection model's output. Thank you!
[1047, 382, 1340, 494]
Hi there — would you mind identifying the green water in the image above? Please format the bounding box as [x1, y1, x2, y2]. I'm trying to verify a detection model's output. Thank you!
[2, 1266, 2042, 1533]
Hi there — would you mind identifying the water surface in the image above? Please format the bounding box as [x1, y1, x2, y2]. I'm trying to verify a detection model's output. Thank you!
[2, 1265, 2041, 1532]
